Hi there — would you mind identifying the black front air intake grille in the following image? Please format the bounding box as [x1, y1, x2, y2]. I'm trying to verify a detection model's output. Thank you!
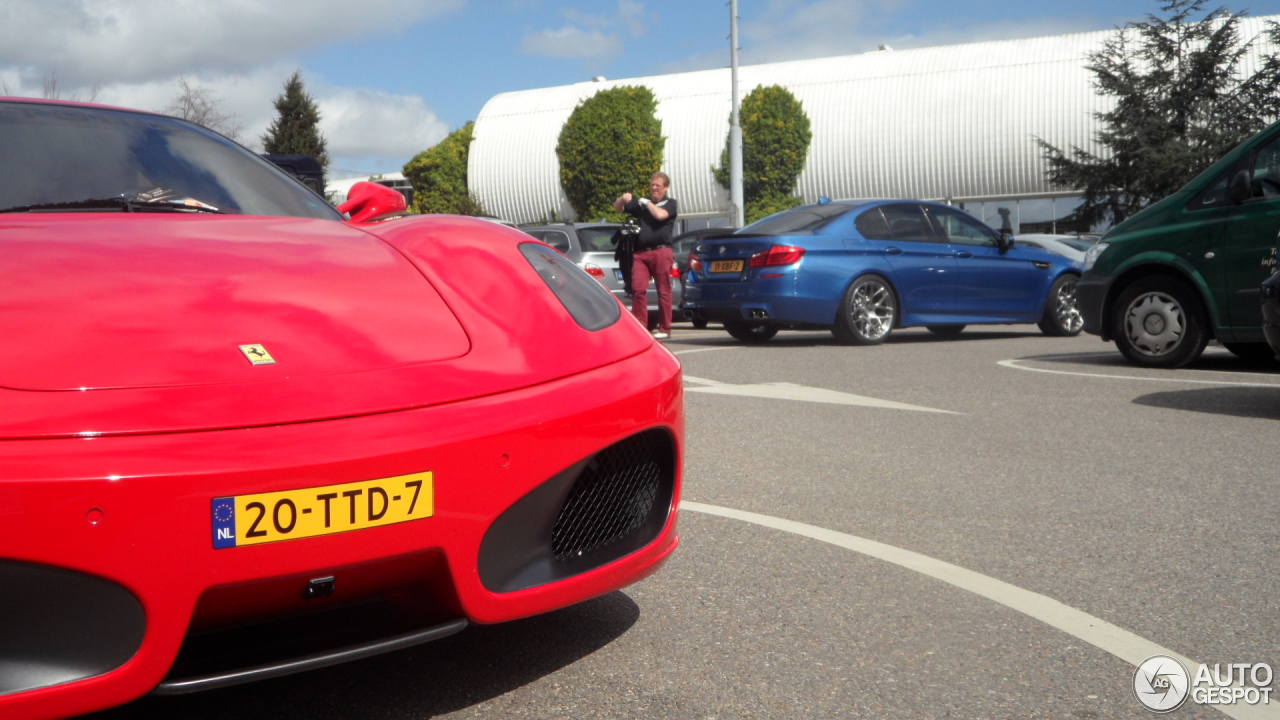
[550, 432, 665, 561]
[477, 428, 677, 593]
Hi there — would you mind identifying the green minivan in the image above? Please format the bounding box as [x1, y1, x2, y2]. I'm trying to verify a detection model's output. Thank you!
[1078, 120, 1280, 367]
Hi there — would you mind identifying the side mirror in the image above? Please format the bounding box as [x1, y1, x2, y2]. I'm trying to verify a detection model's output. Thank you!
[338, 181, 407, 223]
[1229, 169, 1252, 205]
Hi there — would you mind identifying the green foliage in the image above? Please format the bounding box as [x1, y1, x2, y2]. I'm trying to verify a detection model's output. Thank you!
[714, 85, 813, 224]
[402, 122, 487, 216]
[261, 70, 329, 171]
[557, 86, 665, 222]
[1039, 0, 1280, 226]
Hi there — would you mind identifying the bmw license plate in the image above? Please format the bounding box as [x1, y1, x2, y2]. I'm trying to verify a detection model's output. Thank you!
[211, 472, 433, 548]
[710, 260, 744, 273]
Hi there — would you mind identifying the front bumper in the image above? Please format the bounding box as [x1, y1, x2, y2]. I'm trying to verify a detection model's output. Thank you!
[1077, 271, 1115, 338]
[1, 345, 683, 720]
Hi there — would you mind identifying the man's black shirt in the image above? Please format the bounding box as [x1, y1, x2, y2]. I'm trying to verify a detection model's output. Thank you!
[624, 195, 679, 249]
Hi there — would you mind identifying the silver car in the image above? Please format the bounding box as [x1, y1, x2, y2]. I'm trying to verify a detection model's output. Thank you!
[521, 222, 683, 328]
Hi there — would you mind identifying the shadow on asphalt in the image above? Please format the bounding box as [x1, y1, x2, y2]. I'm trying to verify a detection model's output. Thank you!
[1132, 386, 1280, 420]
[662, 327, 1042, 350]
[1021, 349, 1280, 375]
[84, 591, 640, 720]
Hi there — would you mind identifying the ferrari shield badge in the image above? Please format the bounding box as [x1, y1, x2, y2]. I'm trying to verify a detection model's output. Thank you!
[238, 344, 276, 366]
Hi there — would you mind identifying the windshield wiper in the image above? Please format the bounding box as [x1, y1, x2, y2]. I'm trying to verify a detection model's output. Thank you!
[0, 189, 224, 214]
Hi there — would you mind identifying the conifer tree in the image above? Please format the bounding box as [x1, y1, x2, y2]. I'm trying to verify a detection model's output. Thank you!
[261, 70, 330, 171]
[1039, 1, 1280, 227]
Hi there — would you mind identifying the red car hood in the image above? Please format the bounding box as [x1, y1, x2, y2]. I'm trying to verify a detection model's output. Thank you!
[0, 215, 469, 391]
[0, 215, 656, 439]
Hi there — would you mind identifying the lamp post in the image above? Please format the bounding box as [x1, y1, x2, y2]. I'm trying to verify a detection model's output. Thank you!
[729, 0, 744, 228]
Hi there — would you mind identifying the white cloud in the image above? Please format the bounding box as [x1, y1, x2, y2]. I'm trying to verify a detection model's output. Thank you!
[0, 0, 460, 87]
[519, 27, 622, 60]
[3, 65, 449, 177]
[661, 0, 1103, 72]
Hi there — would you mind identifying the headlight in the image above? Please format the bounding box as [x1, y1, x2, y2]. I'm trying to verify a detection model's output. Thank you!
[1084, 242, 1110, 271]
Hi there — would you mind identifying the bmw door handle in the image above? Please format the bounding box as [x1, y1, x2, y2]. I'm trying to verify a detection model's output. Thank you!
[955, 251, 973, 259]
[885, 247, 904, 255]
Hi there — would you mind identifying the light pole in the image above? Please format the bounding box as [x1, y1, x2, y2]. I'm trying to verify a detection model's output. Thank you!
[729, 0, 744, 228]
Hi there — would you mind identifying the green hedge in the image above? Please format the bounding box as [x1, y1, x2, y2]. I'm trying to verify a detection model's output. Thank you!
[714, 84, 812, 224]
[403, 121, 486, 215]
[557, 86, 665, 222]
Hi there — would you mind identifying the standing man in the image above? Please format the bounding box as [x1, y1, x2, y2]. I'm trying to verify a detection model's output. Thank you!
[614, 172, 679, 338]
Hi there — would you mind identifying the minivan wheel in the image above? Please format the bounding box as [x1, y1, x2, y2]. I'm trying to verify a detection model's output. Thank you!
[832, 275, 896, 345]
[1111, 276, 1208, 368]
[926, 325, 965, 337]
[724, 322, 778, 343]
[1038, 274, 1084, 336]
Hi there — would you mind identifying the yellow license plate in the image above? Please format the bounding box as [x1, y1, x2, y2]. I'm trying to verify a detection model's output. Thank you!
[709, 260, 744, 273]
[211, 472, 433, 548]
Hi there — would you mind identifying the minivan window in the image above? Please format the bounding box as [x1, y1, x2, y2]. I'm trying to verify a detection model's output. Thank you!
[1190, 169, 1233, 210]
[741, 203, 855, 235]
[1249, 133, 1280, 200]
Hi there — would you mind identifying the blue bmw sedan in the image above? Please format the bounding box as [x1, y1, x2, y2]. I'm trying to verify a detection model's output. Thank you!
[682, 199, 1084, 344]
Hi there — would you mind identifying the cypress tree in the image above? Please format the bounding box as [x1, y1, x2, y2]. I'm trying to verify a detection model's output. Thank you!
[261, 70, 330, 171]
[714, 85, 813, 224]
[556, 86, 665, 222]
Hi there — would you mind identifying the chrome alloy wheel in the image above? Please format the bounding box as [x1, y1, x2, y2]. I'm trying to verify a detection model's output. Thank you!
[1123, 291, 1185, 357]
[1055, 277, 1084, 333]
[849, 279, 894, 340]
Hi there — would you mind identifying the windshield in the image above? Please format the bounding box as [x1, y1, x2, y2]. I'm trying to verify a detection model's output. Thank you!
[741, 203, 856, 235]
[578, 226, 621, 252]
[0, 102, 339, 219]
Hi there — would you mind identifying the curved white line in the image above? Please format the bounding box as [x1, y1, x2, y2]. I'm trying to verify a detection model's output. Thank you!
[998, 359, 1280, 388]
[672, 347, 741, 356]
[681, 501, 1277, 720]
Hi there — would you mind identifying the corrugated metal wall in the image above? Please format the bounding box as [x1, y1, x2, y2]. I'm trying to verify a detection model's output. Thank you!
[470, 18, 1279, 224]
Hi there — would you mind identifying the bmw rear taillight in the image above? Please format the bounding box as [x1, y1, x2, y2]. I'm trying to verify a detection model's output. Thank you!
[689, 254, 703, 273]
[581, 263, 606, 280]
[748, 245, 805, 268]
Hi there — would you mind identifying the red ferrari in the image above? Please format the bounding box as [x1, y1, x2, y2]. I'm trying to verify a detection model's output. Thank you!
[0, 99, 682, 720]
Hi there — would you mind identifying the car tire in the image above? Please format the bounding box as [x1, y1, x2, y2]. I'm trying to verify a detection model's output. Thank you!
[1222, 342, 1279, 364]
[1111, 275, 1209, 368]
[832, 274, 897, 345]
[926, 325, 965, 337]
[1038, 274, 1084, 337]
[691, 318, 709, 329]
[724, 322, 778, 343]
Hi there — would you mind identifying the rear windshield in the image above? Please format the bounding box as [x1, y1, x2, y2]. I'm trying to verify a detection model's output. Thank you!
[0, 102, 339, 219]
[578, 226, 620, 252]
[741, 203, 855, 235]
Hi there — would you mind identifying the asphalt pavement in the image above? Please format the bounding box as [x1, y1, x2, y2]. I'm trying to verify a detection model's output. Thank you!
[88, 324, 1280, 719]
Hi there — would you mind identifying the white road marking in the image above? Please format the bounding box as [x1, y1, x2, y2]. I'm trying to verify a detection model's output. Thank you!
[671, 347, 741, 356]
[681, 377, 958, 414]
[681, 501, 1278, 720]
[998, 359, 1280, 388]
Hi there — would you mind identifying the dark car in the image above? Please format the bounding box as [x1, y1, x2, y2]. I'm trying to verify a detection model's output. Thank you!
[673, 228, 737, 327]
[683, 199, 1083, 344]
[522, 222, 683, 326]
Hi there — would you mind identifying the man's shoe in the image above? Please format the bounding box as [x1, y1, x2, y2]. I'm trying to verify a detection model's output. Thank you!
[652, 331, 670, 340]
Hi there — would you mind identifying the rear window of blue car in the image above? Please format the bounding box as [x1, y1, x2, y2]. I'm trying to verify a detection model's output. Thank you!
[741, 204, 855, 235]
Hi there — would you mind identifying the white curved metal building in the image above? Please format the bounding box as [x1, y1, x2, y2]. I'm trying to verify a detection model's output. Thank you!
[469, 18, 1279, 229]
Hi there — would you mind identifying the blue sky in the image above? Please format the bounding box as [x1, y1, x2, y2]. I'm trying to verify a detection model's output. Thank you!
[0, 0, 1225, 176]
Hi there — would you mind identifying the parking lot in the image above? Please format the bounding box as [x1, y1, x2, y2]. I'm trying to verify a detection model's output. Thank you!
[89, 326, 1280, 719]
